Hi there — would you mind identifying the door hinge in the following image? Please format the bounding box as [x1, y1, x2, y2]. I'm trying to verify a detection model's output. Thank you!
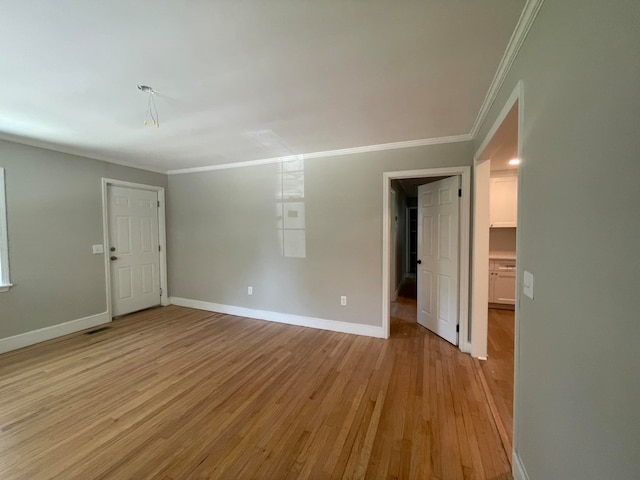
[160, 287, 163, 296]
[158, 245, 161, 252]
[157, 200, 160, 207]
[456, 324, 460, 333]
[458, 188, 462, 197]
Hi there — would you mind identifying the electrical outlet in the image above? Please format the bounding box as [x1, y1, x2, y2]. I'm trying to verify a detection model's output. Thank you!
[248, 286, 253, 295]
[340, 296, 347, 306]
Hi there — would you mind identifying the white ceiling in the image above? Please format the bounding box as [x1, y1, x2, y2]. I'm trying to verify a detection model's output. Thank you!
[478, 102, 519, 171]
[0, 1, 525, 172]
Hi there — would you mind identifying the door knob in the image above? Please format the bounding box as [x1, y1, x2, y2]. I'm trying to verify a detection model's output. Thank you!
[110, 256, 118, 261]
[110, 247, 116, 252]
[417, 259, 422, 264]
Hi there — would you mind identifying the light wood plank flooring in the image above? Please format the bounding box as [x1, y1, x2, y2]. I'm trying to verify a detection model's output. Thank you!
[477, 309, 515, 457]
[0, 305, 511, 479]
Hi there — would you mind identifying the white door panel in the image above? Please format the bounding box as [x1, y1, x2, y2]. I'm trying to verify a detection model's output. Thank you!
[108, 186, 160, 316]
[417, 176, 460, 345]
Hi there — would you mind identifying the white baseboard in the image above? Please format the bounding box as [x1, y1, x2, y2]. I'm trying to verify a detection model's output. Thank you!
[170, 297, 386, 339]
[459, 340, 473, 354]
[512, 450, 529, 480]
[0, 312, 110, 355]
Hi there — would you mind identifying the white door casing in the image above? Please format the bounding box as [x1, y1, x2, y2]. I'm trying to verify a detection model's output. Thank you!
[107, 185, 161, 316]
[417, 176, 460, 345]
[382, 166, 470, 347]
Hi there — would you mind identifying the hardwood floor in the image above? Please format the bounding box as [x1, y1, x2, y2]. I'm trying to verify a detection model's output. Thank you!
[0, 305, 511, 479]
[477, 309, 515, 458]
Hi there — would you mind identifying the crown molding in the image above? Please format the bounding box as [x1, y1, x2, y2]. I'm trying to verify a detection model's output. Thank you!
[167, 133, 472, 175]
[469, 0, 545, 139]
[1, 2, 542, 176]
[0, 133, 168, 175]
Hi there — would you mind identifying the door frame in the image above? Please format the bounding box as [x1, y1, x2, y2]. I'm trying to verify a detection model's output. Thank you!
[405, 205, 417, 278]
[472, 80, 524, 468]
[382, 166, 471, 351]
[390, 187, 397, 301]
[471, 80, 523, 359]
[101, 178, 169, 319]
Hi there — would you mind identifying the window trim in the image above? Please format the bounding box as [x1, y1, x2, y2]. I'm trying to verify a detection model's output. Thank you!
[0, 167, 11, 292]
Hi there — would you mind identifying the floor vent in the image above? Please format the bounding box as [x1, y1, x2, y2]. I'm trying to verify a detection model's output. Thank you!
[85, 327, 110, 335]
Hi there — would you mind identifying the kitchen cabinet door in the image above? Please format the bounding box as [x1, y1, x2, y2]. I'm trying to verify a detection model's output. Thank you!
[490, 175, 517, 227]
[494, 270, 516, 305]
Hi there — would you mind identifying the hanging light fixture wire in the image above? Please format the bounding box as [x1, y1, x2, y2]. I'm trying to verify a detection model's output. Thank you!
[138, 85, 159, 128]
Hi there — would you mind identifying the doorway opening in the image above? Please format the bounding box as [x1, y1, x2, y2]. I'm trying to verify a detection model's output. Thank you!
[382, 167, 470, 349]
[472, 82, 522, 462]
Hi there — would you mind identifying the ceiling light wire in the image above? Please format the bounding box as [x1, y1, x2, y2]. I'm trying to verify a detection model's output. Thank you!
[138, 85, 159, 128]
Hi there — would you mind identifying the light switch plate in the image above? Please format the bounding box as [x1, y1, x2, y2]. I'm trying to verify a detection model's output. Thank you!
[523, 270, 534, 299]
[92, 244, 104, 254]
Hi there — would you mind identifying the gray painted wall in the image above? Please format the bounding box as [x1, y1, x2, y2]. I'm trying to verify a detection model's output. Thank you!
[0, 140, 167, 339]
[168, 142, 472, 326]
[476, 2, 640, 478]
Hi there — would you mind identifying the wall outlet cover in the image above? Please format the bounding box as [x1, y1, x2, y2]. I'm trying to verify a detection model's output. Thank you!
[92, 244, 104, 254]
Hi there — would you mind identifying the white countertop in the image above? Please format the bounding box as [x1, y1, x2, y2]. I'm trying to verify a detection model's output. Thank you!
[489, 251, 516, 261]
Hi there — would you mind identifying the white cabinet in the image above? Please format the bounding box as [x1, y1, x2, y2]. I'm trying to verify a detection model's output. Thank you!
[490, 175, 518, 227]
[489, 259, 516, 305]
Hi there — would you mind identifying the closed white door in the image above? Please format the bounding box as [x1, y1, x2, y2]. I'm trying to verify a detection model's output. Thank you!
[417, 176, 460, 345]
[108, 186, 161, 316]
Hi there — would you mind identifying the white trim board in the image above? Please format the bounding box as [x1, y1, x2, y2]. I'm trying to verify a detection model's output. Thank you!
[168, 134, 472, 175]
[0, 133, 167, 175]
[0, 312, 110, 355]
[101, 178, 170, 320]
[472, 81, 523, 360]
[170, 297, 386, 339]
[0, 167, 12, 292]
[469, 0, 544, 138]
[512, 451, 529, 480]
[382, 166, 471, 352]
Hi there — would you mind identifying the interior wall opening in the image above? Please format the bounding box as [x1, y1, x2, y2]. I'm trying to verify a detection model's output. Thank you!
[474, 99, 520, 462]
[389, 175, 460, 345]
[390, 175, 450, 296]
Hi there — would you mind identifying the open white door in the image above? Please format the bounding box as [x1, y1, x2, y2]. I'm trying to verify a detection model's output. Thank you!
[107, 185, 161, 316]
[417, 176, 460, 345]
